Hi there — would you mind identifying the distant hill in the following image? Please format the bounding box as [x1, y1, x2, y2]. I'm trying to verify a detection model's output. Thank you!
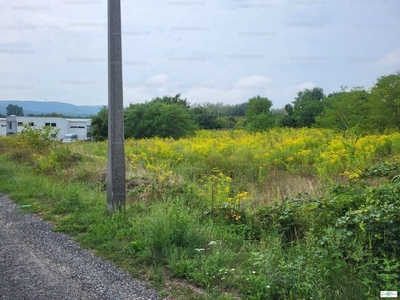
[0, 101, 103, 117]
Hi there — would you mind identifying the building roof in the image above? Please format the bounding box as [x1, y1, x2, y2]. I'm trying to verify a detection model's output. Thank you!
[65, 119, 92, 122]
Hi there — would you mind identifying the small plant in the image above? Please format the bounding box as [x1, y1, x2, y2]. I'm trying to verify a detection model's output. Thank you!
[198, 167, 233, 213]
[50, 146, 82, 169]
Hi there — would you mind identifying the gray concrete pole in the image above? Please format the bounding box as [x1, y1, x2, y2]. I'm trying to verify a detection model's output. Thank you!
[107, 0, 126, 212]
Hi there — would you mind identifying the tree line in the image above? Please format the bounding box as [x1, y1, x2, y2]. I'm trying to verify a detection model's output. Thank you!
[2, 70, 398, 139]
[90, 95, 251, 141]
[91, 71, 399, 140]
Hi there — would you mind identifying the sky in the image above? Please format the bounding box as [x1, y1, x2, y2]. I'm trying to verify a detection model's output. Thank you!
[0, 0, 399, 109]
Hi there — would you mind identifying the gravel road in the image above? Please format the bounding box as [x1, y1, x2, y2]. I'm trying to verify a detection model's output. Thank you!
[0, 194, 159, 300]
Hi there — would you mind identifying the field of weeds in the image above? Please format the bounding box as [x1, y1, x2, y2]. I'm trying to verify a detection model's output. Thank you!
[1, 128, 399, 299]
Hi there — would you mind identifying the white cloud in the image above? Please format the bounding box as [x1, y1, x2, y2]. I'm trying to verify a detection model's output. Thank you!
[375, 48, 400, 68]
[284, 82, 314, 94]
[232, 75, 273, 88]
[146, 74, 169, 84]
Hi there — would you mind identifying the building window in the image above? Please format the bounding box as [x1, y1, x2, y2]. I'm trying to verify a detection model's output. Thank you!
[70, 126, 78, 128]
[1, 125, 6, 127]
[29, 122, 34, 126]
[78, 126, 85, 129]
[51, 123, 56, 127]
[45, 123, 50, 126]
[9, 123, 12, 129]
[18, 122, 23, 126]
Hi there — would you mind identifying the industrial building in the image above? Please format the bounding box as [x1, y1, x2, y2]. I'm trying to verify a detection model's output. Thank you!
[0, 115, 91, 141]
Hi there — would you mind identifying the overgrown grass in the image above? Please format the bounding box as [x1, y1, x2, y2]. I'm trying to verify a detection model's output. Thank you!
[1, 128, 399, 299]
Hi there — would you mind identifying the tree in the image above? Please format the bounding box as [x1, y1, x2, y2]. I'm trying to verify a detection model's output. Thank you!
[200, 102, 229, 117]
[153, 103, 197, 138]
[124, 103, 147, 139]
[190, 105, 223, 130]
[91, 106, 108, 141]
[231, 102, 249, 116]
[151, 93, 190, 110]
[292, 87, 325, 127]
[369, 71, 400, 131]
[279, 104, 297, 127]
[216, 116, 240, 129]
[6, 104, 24, 116]
[315, 87, 370, 131]
[124, 98, 197, 139]
[245, 95, 274, 132]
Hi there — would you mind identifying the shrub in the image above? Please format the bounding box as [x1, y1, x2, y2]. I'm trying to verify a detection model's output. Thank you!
[13, 124, 60, 151]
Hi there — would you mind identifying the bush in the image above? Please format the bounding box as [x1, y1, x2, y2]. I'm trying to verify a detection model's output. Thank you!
[253, 161, 400, 295]
[13, 124, 60, 151]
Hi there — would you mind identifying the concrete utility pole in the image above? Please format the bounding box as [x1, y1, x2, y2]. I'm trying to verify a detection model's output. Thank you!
[107, 0, 126, 212]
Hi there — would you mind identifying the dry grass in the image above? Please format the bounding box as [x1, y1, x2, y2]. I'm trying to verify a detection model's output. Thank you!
[249, 168, 327, 209]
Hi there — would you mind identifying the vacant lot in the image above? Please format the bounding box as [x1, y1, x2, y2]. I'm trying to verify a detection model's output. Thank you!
[0, 128, 399, 299]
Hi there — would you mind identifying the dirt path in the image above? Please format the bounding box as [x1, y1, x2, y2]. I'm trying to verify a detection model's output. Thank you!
[0, 194, 158, 300]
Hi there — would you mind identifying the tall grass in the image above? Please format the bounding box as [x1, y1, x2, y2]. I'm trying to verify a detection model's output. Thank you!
[1, 128, 399, 299]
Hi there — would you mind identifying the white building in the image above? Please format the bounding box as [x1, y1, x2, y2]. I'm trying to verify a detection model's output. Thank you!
[0, 118, 6, 136]
[0, 115, 91, 141]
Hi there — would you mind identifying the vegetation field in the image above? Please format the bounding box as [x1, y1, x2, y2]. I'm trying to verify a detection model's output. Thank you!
[1, 127, 399, 299]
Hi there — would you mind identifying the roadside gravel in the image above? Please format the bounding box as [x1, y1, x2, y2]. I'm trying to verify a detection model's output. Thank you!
[0, 194, 159, 300]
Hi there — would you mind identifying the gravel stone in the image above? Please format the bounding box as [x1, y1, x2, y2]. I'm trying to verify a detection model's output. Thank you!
[0, 194, 159, 300]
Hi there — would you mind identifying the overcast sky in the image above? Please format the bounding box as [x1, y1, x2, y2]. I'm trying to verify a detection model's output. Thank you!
[0, 0, 399, 108]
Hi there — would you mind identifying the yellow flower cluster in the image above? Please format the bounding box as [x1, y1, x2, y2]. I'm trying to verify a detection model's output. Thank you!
[120, 129, 400, 186]
[340, 170, 361, 179]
